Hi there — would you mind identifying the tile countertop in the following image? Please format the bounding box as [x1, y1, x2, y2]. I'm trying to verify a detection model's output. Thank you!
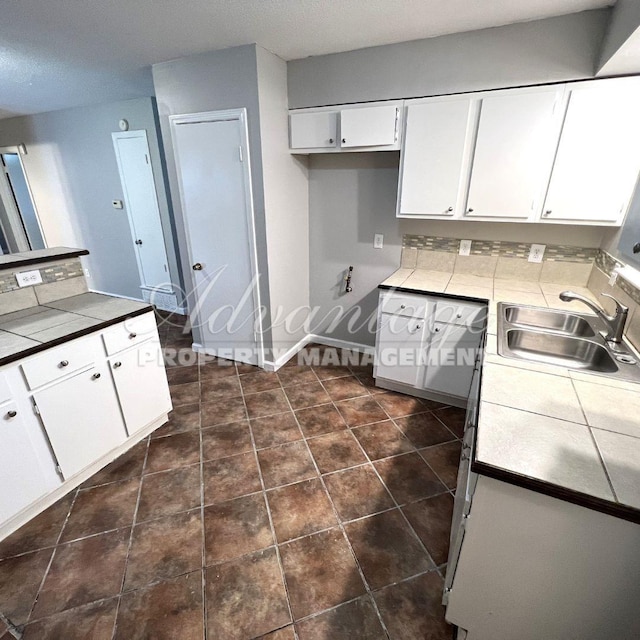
[0, 292, 153, 366]
[380, 268, 640, 524]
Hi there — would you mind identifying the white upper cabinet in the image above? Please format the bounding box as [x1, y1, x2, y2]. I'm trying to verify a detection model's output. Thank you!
[542, 78, 640, 225]
[340, 105, 399, 148]
[289, 111, 338, 149]
[464, 87, 562, 220]
[289, 102, 402, 152]
[398, 98, 473, 217]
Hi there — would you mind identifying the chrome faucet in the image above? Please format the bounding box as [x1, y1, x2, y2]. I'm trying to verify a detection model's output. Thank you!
[559, 291, 629, 344]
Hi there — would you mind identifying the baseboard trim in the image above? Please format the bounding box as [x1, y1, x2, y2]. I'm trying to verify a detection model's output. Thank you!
[263, 335, 313, 372]
[375, 377, 466, 408]
[89, 288, 144, 303]
[307, 334, 375, 356]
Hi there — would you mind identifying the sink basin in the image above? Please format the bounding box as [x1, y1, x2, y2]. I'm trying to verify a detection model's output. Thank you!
[502, 306, 595, 337]
[505, 329, 618, 373]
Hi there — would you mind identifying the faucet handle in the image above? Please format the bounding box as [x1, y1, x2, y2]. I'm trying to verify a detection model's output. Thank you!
[600, 293, 628, 316]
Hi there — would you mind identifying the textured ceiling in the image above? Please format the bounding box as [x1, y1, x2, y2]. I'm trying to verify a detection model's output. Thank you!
[0, 0, 615, 117]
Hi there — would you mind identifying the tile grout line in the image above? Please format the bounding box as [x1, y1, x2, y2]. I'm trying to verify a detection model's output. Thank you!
[314, 370, 444, 579]
[235, 361, 299, 639]
[279, 368, 394, 640]
[109, 434, 152, 640]
[25, 483, 81, 626]
[198, 358, 208, 640]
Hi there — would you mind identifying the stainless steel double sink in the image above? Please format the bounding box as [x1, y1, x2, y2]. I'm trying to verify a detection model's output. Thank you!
[497, 303, 640, 382]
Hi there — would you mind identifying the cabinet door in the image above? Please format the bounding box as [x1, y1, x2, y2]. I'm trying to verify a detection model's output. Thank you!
[399, 99, 472, 216]
[340, 105, 399, 148]
[34, 365, 127, 478]
[543, 79, 640, 223]
[465, 88, 560, 219]
[0, 401, 51, 522]
[111, 340, 172, 436]
[423, 323, 482, 398]
[289, 111, 338, 149]
[375, 314, 426, 387]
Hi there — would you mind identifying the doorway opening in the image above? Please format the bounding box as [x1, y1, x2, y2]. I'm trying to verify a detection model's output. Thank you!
[0, 147, 45, 254]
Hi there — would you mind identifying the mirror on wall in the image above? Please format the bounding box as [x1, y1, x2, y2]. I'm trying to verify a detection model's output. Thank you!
[0, 146, 46, 255]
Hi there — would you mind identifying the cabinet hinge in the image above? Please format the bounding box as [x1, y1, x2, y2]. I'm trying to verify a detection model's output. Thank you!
[55, 464, 63, 477]
[442, 586, 451, 606]
[32, 401, 40, 416]
[238, 145, 244, 162]
[145, 154, 149, 165]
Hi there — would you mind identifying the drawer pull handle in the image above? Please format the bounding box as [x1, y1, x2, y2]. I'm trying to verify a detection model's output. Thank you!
[129, 333, 137, 339]
[113, 362, 122, 369]
[59, 360, 69, 368]
[92, 373, 101, 380]
[457, 313, 463, 318]
[415, 324, 422, 331]
[447, 206, 453, 212]
[400, 304, 406, 309]
[435, 327, 441, 332]
[6, 410, 17, 419]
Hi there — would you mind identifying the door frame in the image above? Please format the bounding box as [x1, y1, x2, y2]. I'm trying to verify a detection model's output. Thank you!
[0, 145, 44, 252]
[168, 108, 264, 368]
[111, 130, 172, 293]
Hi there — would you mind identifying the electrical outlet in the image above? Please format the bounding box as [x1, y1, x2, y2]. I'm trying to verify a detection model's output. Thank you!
[112, 200, 123, 209]
[84, 268, 91, 279]
[15, 269, 43, 287]
[528, 244, 546, 263]
[373, 233, 384, 249]
[459, 240, 472, 256]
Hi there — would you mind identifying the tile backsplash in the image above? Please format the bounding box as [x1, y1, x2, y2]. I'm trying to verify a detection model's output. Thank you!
[400, 234, 640, 351]
[400, 235, 597, 286]
[0, 257, 88, 314]
[0, 258, 84, 294]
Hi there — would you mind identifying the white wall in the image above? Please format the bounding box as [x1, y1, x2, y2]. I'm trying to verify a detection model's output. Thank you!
[288, 10, 609, 109]
[0, 98, 179, 299]
[256, 47, 310, 355]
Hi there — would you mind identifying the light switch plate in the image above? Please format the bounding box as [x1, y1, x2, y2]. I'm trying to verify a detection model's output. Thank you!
[528, 244, 546, 263]
[16, 269, 43, 287]
[373, 233, 384, 249]
[459, 240, 472, 256]
[112, 200, 123, 209]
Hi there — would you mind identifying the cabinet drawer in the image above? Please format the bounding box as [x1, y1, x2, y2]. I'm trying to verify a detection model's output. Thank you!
[434, 299, 487, 328]
[102, 312, 158, 356]
[0, 373, 10, 404]
[22, 334, 103, 390]
[380, 293, 428, 318]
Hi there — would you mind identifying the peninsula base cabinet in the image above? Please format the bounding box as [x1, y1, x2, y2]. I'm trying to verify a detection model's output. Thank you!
[0, 311, 172, 540]
[445, 476, 640, 640]
[374, 291, 487, 407]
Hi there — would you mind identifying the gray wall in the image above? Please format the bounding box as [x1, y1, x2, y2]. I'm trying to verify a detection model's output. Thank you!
[152, 44, 273, 349]
[308, 153, 612, 347]
[0, 97, 179, 299]
[598, 0, 640, 73]
[295, 9, 620, 347]
[288, 10, 609, 109]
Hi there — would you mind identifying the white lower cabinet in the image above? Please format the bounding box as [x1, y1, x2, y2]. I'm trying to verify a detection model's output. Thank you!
[110, 339, 172, 436]
[0, 399, 52, 522]
[34, 363, 128, 479]
[374, 291, 487, 405]
[0, 311, 171, 538]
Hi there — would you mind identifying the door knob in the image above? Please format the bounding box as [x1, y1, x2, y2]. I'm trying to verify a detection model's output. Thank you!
[192, 263, 203, 271]
[113, 361, 122, 368]
[135, 239, 143, 245]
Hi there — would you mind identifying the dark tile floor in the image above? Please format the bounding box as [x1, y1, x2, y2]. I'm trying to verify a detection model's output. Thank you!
[0, 314, 461, 640]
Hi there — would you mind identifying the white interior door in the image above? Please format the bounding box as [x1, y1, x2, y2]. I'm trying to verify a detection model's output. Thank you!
[112, 131, 171, 291]
[170, 110, 262, 366]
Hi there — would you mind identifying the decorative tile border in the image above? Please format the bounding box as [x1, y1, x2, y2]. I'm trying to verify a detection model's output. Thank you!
[596, 250, 640, 306]
[402, 235, 598, 263]
[0, 258, 84, 294]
